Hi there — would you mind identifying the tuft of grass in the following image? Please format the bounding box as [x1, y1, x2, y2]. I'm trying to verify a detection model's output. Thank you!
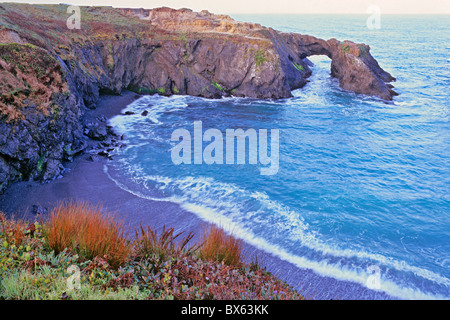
[0, 213, 26, 247]
[133, 225, 196, 263]
[44, 200, 130, 269]
[199, 225, 242, 266]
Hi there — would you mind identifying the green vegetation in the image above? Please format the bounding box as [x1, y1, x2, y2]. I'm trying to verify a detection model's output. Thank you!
[136, 87, 152, 95]
[36, 152, 47, 173]
[341, 43, 351, 54]
[292, 62, 305, 72]
[211, 81, 223, 91]
[340, 41, 363, 57]
[51, 105, 60, 116]
[106, 55, 114, 70]
[358, 44, 367, 56]
[0, 201, 305, 300]
[0, 43, 54, 78]
[254, 49, 268, 67]
[127, 86, 168, 96]
[201, 85, 211, 95]
[178, 33, 189, 45]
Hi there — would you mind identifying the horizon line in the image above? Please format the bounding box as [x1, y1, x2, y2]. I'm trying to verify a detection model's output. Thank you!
[4, 3, 450, 15]
[227, 12, 450, 15]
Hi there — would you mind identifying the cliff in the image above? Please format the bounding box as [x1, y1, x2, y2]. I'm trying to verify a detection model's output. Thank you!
[0, 4, 396, 191]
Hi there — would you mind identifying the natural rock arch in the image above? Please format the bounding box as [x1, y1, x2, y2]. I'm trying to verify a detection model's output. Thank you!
[268, 30, 397, 100]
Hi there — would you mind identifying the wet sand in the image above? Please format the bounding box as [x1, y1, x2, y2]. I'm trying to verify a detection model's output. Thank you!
[0, 91, 395, 300]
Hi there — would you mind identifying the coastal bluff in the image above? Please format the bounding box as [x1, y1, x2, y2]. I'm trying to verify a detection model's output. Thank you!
[0, 4, 396, 190]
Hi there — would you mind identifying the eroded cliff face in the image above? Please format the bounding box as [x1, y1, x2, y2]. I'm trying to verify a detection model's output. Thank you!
[0, 42, 84, 191]
[0, 4, 396, 191]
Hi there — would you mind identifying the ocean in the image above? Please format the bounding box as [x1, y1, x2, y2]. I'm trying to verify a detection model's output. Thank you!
[107, 15, 450, 299]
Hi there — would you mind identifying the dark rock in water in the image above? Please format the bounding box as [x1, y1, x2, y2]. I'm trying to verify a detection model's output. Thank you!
[123, 111, 135, 115]
[87, 154, 100, 162]
[141, 110, 149, 116]
[32, 205, 48, 215]
[324, 39, 398, 100]
[100, 141, 111, 148]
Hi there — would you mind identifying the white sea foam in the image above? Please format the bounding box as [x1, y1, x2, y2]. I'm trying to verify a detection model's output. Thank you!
[172, 175, 450, 290]
[104, 163, 450, 300]
[108, 94, 190, 134]
[180, 202, 447, 300]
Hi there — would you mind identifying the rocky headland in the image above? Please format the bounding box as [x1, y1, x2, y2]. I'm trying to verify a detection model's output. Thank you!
[0, 4, 396, 191]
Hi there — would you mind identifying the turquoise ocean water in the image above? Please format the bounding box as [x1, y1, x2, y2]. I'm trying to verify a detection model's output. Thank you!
[107, 15, 450, 299]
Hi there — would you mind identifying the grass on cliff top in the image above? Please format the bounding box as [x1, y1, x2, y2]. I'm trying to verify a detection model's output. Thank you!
[0, 200, 305, 300]
[0, 3, 274, 47]
[0, 3, 214, 47]
[0, 42, 69, 122]
[0, 3, 161, 59]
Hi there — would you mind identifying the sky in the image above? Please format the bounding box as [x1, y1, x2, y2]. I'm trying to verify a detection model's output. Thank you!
[6, 0, 450, 14]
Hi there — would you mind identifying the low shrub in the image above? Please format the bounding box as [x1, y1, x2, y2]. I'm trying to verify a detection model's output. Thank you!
[0, 202, 305, 300]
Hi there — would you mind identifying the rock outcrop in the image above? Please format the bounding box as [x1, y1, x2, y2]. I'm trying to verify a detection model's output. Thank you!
[0, 4, 396, 192]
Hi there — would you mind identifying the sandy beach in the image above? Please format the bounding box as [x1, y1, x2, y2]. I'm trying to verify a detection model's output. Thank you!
[0, 91, 395, 300]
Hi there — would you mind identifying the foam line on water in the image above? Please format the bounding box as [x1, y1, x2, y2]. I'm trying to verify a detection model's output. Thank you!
[114, 162, 450, 291]
[180, 202, 446, 300]
[103, 164, 177, 204]
[108, 94, 190, 134]
[103, 164, 448, 300]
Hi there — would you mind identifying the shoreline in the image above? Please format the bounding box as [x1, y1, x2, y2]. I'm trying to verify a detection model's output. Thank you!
[0, 91, 395, 300]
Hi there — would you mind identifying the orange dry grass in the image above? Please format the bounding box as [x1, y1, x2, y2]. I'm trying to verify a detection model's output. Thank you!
[0, 212, 26, 247]
[44, 201, 130, 268]
[199, 225, 242, 266]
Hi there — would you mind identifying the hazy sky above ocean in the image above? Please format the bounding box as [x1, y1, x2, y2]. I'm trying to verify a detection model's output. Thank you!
[8, 0, 450, 14]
